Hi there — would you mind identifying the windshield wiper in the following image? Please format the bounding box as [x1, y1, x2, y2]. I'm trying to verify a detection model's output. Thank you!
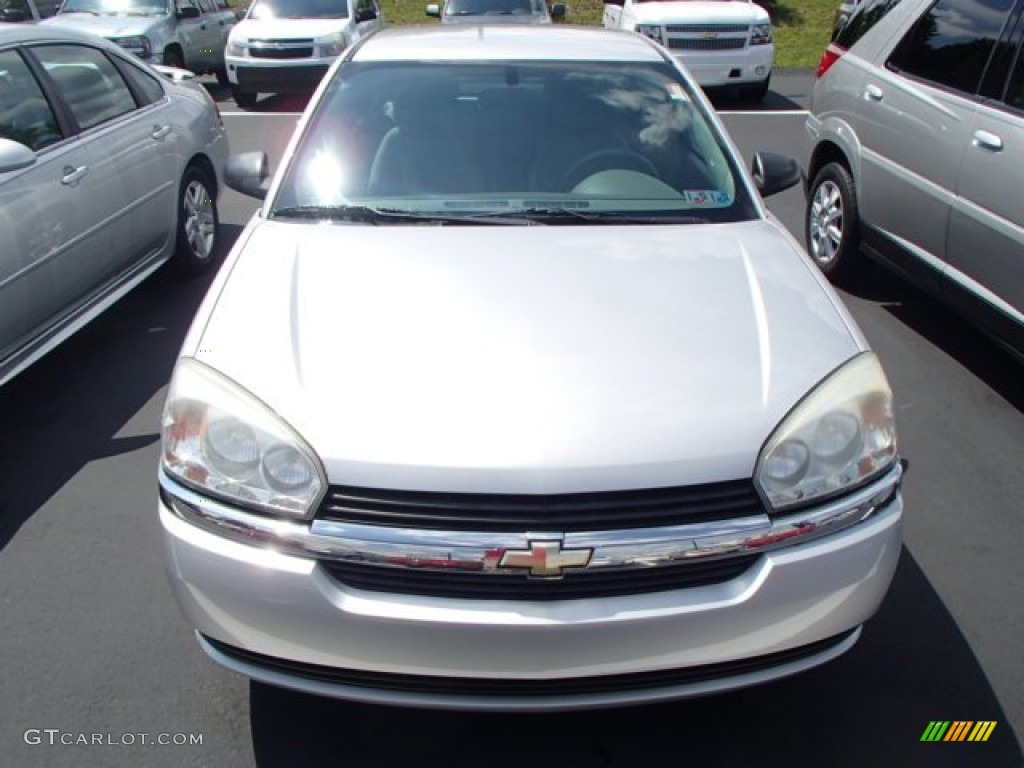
[271, 205, 538, 225]
[491, 208, 712, 225]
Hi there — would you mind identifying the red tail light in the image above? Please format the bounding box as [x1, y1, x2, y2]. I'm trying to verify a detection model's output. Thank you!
[816, 44, 845, 78]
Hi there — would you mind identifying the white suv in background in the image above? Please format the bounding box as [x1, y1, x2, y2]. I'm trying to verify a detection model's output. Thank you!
[603, 0, 773, 101]
[225, 0, 383, 109]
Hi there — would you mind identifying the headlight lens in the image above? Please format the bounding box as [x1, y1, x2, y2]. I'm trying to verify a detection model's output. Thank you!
[161, 358, 325, 519]
[227, 39, 246, 57]
[756, 353, 897, 511]
[636, 24, 664, 45]
[110, 35, 151, 59]
[317, 33, 346, 57]
[750, 23, 772, 45]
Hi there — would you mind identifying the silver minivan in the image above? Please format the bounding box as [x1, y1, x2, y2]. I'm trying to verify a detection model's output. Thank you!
[804, 0, 1024, 357]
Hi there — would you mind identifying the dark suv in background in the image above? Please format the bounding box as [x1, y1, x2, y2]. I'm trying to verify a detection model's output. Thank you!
[805, 0, 1024, 358]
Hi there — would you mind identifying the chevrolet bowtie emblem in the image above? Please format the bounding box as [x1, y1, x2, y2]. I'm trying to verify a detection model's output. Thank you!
[702, 31, 718, 40]
[499, 541, 592, 578]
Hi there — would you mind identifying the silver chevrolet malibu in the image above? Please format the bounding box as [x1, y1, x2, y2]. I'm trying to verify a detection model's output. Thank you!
[159, 25, 904, 711]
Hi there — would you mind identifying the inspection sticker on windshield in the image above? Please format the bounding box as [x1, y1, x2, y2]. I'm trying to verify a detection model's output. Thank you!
[685, 190, 731, 206]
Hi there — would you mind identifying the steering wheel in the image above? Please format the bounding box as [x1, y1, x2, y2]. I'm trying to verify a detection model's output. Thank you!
[560, 149, 659, 192]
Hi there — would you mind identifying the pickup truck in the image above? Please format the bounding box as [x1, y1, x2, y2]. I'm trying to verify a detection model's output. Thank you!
[602, 0, 773, 101]
[43, 0, 237, 83]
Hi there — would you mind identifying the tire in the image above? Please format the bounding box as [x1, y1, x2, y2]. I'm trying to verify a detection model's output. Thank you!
[173, 166, 219, 276]
[805, 161, 865, 284]
[231, 85, 257, 110]
[162, 47, 185, 70]
[215, 65, 230, 87]
[744, 76, 770, 103]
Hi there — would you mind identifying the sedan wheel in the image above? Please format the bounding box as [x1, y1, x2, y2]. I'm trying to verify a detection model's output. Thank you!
[805, 161, 864, 283]
[174, 167, 219, 275]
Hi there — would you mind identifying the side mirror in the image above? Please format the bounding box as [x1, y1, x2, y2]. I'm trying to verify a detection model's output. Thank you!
[235, 7, 246, 19]
[425, 3, 440, 17]
[751, 151, 801, 198]
[176, 5, 201, 19]
[355, 6, 376, 21]
[0, 138, 37, 174]
[550, 3, 565, 19]
[225, 151, 271, 200]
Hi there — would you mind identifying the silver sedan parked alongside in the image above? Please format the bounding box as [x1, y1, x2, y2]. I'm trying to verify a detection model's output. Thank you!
[0, 25, 227, 387]
[159, 25, 903, 711]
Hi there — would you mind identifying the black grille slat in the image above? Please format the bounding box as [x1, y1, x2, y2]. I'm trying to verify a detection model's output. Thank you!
[317, 480, 763, 532]
[205, 630, 854, 697]
[320, 555, 759, 600]
[666, 24, 749, 33]
[668, 38, 748, 51]
[248, 46, 314, 60]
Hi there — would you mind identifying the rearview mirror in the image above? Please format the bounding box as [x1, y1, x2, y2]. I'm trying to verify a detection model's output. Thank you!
[0, 138, 37, 174]
[751, 152, 801, 198]
[225, 151, 271, 200]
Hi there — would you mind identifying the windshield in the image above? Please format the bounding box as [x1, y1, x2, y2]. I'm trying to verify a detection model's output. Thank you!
[61, 0, 168, 15]
[249, 0, 349, 20]
[445, 0, 545, 16]
[271, 61, 757, 224]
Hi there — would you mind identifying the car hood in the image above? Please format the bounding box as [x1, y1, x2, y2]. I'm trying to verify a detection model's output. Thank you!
[42, 13, 162, 36]
[232, 18, 350, 41]
[190, 220, 863, 493]
[631, 1, 768, 25]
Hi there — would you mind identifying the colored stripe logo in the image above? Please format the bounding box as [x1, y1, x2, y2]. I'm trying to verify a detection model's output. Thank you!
[921, 721, 997, 742]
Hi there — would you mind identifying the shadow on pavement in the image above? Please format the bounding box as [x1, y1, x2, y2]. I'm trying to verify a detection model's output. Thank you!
[0, 224, 244, 551]
[249, 550, 1021, 768]
[842, 266, 1024, 412]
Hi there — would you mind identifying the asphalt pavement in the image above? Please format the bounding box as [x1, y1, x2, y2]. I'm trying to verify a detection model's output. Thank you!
[1, 71, 1022, 768]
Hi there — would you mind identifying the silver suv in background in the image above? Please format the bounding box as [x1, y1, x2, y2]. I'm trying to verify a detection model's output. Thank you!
[426, 0, 565, 24]
[0, 0, 60, 22]
[805, 0, 1024, 357]
[43, 0, 236, 83]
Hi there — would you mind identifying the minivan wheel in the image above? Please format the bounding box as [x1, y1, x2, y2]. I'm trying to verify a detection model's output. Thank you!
[806, 161, 864, 283]
[173, 166, 219, 275]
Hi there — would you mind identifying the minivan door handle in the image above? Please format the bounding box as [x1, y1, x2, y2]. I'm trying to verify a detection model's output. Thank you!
[152, 125, 171, 141]
[61, 165, 89, 186]
[864, 84, 884, 101]
[973, 130, 1003, 152]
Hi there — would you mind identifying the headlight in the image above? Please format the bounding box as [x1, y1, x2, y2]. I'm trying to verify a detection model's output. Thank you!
[635, 24, 664, 45]
[161, 358, 325, 519]
[110, 36, 151, 59]
[227, 39, 246, 57]
[756, 353, 897, 511]
[750, 23, 772, 45]
[317, 33, 346, 57]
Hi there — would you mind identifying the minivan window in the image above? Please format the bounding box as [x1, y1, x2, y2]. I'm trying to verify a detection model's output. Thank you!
[887, 0, 1016, 95]
[833, 0, 903, 48]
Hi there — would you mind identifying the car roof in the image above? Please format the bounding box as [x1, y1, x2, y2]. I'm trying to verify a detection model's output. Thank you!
[0, 23, 118, 48]
[351, 25, 666, 64]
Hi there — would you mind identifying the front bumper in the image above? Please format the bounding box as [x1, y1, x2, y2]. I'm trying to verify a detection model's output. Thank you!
[677, 45, 774, 87]
[226, 55, 333, 93]
[160, 467, 902, 711]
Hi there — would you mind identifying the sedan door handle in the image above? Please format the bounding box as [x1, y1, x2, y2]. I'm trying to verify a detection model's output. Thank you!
[60, 165, 89, 186]
[864, 84, 884, 101]
[972, 129, 1003, 152]
[152, 125, 171, 141]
